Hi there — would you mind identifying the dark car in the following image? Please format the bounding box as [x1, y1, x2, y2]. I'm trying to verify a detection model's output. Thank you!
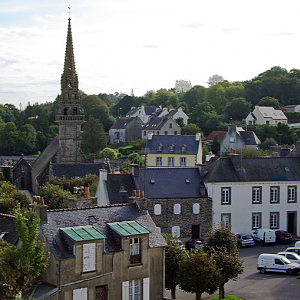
[185, 239, 204, 251]
[236, 234, 255, 247]
[275, 230, 293, 244]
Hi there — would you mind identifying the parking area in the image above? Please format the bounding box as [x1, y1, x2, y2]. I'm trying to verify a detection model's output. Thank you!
[165, 242, 300, 300]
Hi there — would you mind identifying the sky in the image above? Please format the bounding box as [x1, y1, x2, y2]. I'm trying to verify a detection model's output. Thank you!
[1, 0, 300, 109]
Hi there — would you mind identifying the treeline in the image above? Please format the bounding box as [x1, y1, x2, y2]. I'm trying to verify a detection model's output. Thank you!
[1, 66, 300, 156]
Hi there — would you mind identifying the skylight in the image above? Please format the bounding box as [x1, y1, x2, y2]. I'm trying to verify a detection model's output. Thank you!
[284, 167, 290, 172]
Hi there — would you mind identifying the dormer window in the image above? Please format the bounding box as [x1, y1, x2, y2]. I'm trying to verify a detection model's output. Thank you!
[181, 144, 187, 152]
[229, 136, 235, 143]
[157, 144, 163, 151]
[169, 144, 175, 152]
[130, 237, 141, 264]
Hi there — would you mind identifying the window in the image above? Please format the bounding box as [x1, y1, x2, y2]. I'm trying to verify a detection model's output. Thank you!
[181, 144, 187, 152]
[157, 144, 163, 152]
[169, 123, 172, 128]
[174, 203, 181, 215]
[156, 157, 162, 167]
[143, 131, 146, 136]
[172, 226, 180, 237]
[168, 157, 174, 167]
[122, 278, 149, 300]
[174, 131, 177, 135]
[180, 157, 186, 167]
[221, 187, 231, 205]
[130, 238, 141, 264]
[154, 204, 162, 215]
[96, 285, 107, 300]
[82, 243, 96, 272]
[266, 121, 270, 125]
[270, 186, 280, 203]
[221, 214, 231, 229]
[229, 136, 235, 143]
[252, 187, 262, 204]
[270, 212, 279, 229]
[73, 287, 87, 300]
[248, 121, 252, 125]
[169, 144, 174, 152]
[288, 186, 297, 202]
[193, 203, 200, 214]
[252, 213, 261, 229]
[164, 131, 168, 134]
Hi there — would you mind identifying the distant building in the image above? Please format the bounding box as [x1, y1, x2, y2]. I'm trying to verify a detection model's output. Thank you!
[246, 106, 287, 126]
[285, 104, 300, 112]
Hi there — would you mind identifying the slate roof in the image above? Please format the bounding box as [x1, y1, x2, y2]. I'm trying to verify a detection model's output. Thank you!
[144, 106, 159, 115]
[146, 135, 199, 155]
[50, 163, 104, 178]
[204, 157, 300, 182]
[106, 173, 137, 204]
[135, 167, 204, 199]
[239, 131, 261, 145]
[126, 107, 139, 116]
[110, 117, 142, 130]
[40, 203, 166, 260]
[0, 213, 18, 245]
[143, 117, 170, 130]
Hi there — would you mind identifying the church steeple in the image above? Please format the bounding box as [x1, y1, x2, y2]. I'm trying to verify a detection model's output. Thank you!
[55, 16, 85, 163]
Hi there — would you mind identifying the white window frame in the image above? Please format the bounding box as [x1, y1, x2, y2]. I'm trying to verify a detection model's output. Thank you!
[252, 187, 262, 204]
[172, 226, 180, 237]
[252, 213, 261, 229]
[174, 203, 181, 215]
[193, 203, 200, 214]
[270, 186, 279, 203]
[122, 278, 150, 300]
[221, 187, 231, 205]
[168, 157, 174, 167]
[130, 238, 140, 256]
[156, 157, 162, 167]
[221, 213, 231, 229]
[180, 157, 186, 167]
[154, 204, 162, 215]
[270, 212, 279, 229]
[288, 186, 297, 202]
[82, 243, 96, 272]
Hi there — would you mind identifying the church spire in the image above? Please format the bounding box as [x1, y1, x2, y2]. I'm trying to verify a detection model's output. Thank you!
[61, 17, 78, 91]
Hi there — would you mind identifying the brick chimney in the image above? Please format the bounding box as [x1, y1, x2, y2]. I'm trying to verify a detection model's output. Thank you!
[229, 153, 242, 170]
[30, 197, 47, 223]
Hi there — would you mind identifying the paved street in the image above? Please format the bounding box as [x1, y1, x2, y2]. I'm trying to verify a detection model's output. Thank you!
[165, 242, 300, 300]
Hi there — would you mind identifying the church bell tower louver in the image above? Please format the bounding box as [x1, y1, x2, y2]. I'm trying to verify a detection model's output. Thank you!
[56, 16, 85, 163]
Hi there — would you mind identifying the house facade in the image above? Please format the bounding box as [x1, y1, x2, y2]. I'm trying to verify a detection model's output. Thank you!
[220, 123, 261, 154]
[203, 154, 300, 236]
[109, 117, 143, 144]
[142, 117, 181, 140]
[37, 203, 166, 300]
[246, 106, 288, 126]
[145, 133, 202, 167]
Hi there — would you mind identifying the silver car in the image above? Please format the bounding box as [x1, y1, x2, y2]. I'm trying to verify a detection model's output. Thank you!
[236, 234, 255, 247]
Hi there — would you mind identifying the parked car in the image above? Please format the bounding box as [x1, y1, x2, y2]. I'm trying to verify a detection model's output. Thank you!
[236, 234, 255, 247]
[277, 252, 300, 264]
[275, 230, 293, 244]
[257, 253, 300, 275]
[252, 228, 276, 245]
[185, 239, 203, 250]
[285, 247, 300, 256]
[294, 241, 300, 247]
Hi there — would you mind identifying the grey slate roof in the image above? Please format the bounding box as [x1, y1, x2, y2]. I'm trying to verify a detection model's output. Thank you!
[143, 117, 170, 130]
[144, 106, 158, 115]
[50, 163, 104, 178]
[0, 213, 18, 245]
[204, 157, 300, 182]
[239, 131, 260, 145]
[106, 173, 137, 204]
[135, 167, 204, 199]
[146, 135, 199, 155]
[110, 117, 142, 130]
[40, 203, 166, 260]
[126, 107, 139, 116]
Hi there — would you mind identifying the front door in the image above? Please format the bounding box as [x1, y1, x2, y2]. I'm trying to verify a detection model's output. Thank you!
[287, 212, 297, 235]
[192, 224, 200, 239]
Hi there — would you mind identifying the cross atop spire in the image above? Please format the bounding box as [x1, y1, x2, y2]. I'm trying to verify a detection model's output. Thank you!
[68, 6, 71, 18]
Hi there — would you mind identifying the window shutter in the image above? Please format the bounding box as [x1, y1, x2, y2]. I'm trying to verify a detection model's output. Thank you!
[83, 243, 96, 272]
[122, 281, 129, 300]
[143, 278, 150, 300]
[73, 287, 87, 300]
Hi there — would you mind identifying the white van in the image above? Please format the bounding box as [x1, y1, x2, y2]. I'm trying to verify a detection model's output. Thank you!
[257, 253, 300, 275]
[252, 228, 276, 245]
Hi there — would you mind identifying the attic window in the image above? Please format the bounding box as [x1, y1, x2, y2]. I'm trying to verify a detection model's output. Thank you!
[157, 144, 163, 151]
[284, 167, 290, 172]
[181, 144, 187, 152]
[169, 144, 175, 152]
[150, 179, 155, 184]
[89, 216, 97, 224]
[185, 179, 190, 183]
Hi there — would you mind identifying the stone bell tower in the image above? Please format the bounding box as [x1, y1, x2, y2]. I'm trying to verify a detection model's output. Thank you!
[55, 17, 85, 163]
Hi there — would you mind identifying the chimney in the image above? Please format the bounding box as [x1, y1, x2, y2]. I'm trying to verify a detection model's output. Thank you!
[84, 187, 90, 198]
[229, 153, 242, 170]
[195, 132, 201, 141]
[30, 201, 47, 223]
[130, 164, 140, 176]
[148, 132, 153, 140]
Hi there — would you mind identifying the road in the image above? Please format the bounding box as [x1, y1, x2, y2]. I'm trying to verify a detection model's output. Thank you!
[164, 242, 300, 300]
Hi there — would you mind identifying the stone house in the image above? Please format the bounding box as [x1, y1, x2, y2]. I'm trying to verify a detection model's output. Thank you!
[109, 117, 143, 144]
[142, 117, 181, 140]
[145, 133, 203, 167]
[33, 202, 166, 300]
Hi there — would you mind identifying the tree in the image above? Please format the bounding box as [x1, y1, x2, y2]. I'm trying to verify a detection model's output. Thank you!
[178, 250, 219, 300]
[98, 147, 118, 159]
[0, 206, 48, 299]
[175, 117, 185, 128]
[181, 123, 201, 135]
[81, 117, 107, 155]
[258, 96, 280, 109]
[203, 225, 244, 300]
[224, 98, 251, 121]
[38, 183, 72, 209]
[207, 74, 225, 87]
[211, 134, 220, 155]
[260, 137, 277, 150]
[163, 234, 186, 299]
[182, 85, 206, 110]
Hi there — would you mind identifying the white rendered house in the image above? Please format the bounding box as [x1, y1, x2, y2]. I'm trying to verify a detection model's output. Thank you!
[246, 106, 287, 126]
